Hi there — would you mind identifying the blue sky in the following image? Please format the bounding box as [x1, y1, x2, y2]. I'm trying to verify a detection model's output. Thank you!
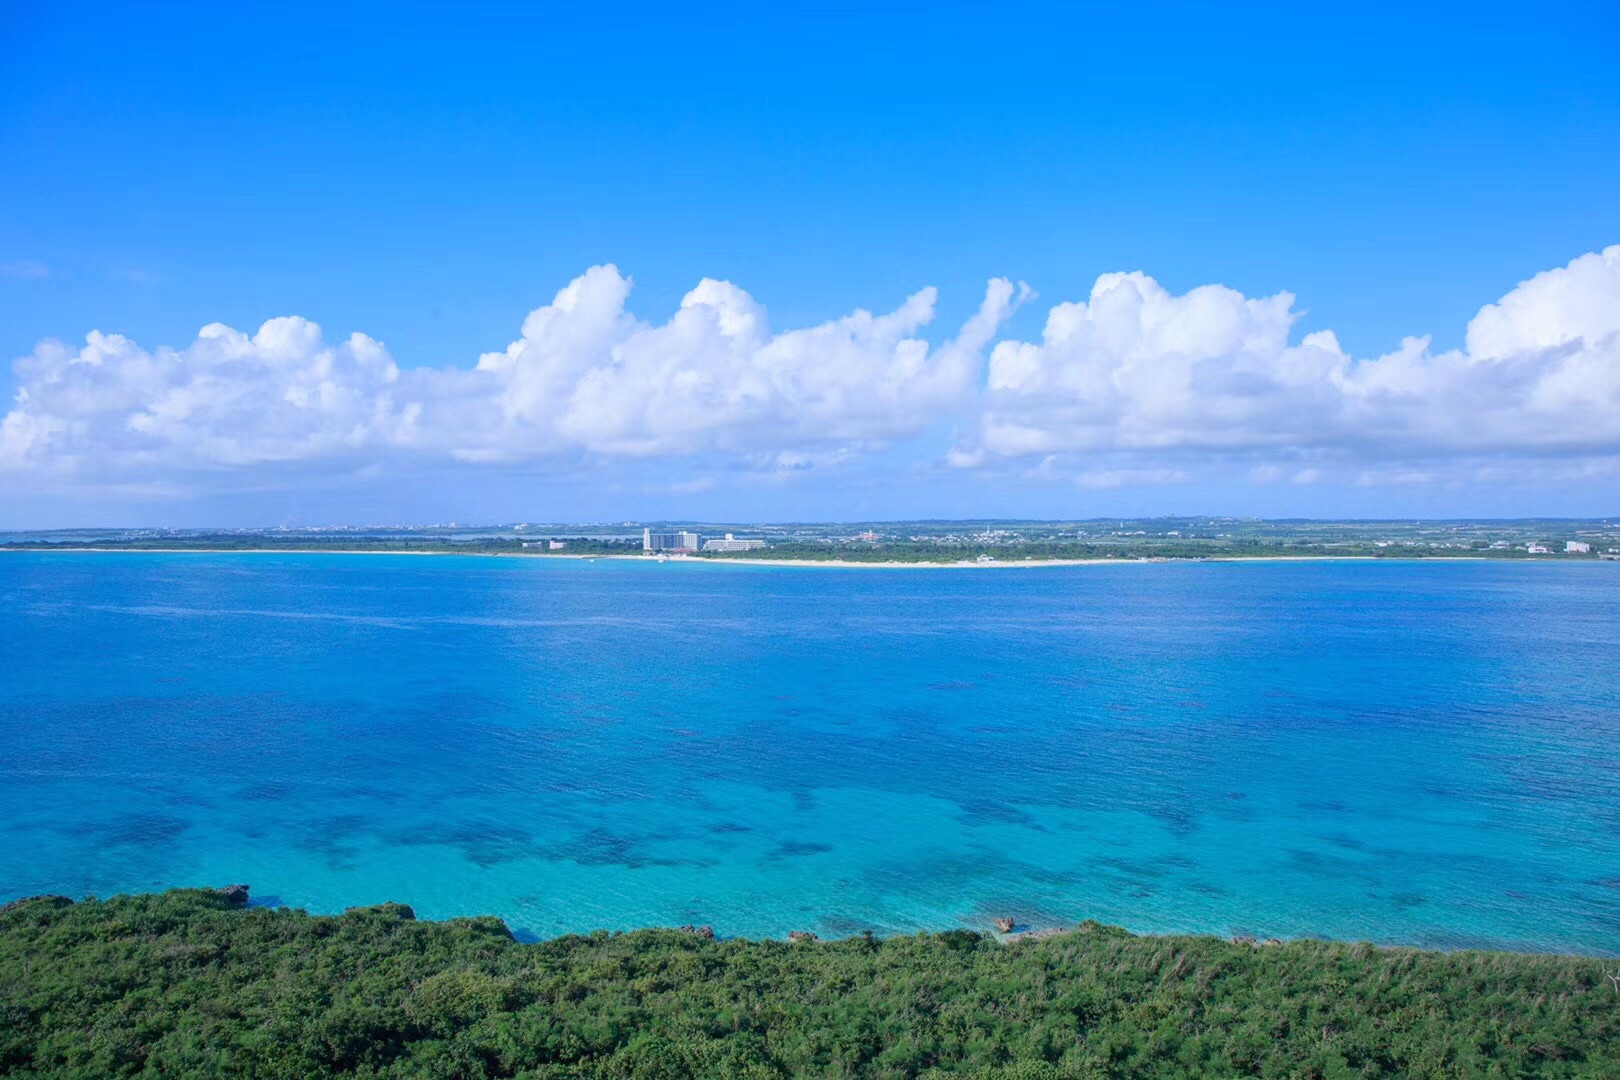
[2, 1, 1618, 526]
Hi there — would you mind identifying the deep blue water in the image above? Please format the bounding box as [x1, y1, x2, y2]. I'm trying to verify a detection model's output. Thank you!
[2, 553, 1618, 954]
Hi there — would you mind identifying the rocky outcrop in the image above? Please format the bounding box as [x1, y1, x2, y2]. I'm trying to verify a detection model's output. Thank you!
[993, 917, 1016, 934]
[0, 894, 72, 916]
[1230, 935, 1257, 947]
[217, 884, 250, 906]
[1005, 926, 1068, 943]
[679, 924, 716, 940]
[788, 930, 818, 942]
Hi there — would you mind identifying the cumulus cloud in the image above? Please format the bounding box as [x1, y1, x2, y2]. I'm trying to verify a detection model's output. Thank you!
[962, 246, 1620, 475]
[2, 267, 1025, 479]
[4, 248, 1619, 502]
[439, 266, 1027, 460]
[2, 319, 412, 474]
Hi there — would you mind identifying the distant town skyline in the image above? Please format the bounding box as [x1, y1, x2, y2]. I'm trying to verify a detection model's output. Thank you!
[3, 2, 1618, 527]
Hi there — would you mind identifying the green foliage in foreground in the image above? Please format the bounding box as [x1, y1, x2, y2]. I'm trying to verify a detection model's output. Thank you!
[2, 891, 1616, 1078]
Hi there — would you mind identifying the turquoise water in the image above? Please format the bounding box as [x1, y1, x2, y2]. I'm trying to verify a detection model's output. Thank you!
[2, 553, 1617, 954]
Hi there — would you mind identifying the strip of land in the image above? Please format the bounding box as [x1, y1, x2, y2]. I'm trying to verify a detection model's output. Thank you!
[0, 547, 1599, 569]
[7, 516, 1613, 565]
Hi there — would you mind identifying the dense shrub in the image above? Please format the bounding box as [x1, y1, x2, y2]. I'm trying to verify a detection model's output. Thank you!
[1, 890, 1615, 1077]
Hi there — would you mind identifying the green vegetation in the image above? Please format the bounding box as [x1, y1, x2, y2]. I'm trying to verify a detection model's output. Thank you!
[5, 517, 1615, 563]
[699, 539, 1526, 563]
[3, 890, 1616, 1078]
[0, 535, 642, 557]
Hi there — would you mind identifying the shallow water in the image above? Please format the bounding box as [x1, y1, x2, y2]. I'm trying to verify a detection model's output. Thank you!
[2, 553, 1617, 953]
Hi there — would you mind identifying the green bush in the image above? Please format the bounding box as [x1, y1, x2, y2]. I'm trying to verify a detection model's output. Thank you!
[1, 890, 1615, 1077]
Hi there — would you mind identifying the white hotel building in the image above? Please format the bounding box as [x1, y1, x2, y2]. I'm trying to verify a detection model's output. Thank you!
[643, 529, 700, 552]
[702, 533, 767, 553]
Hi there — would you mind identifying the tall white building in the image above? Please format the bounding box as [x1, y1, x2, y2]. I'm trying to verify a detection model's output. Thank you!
[643, 528, 700, 552]
[1566, 540, 1592, 554]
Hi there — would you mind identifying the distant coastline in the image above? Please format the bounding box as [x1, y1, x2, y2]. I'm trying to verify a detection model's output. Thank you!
[0, 547, 1600, 568]
[8, 518, 1612, 566]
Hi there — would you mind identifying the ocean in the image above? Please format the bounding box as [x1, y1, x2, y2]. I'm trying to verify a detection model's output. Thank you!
[2, 553, 1616, 953]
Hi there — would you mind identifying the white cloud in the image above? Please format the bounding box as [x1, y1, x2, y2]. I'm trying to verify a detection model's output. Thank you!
[2, 319, 412, 475]
[1076, 467, 1188, 490]
[443, 267, 1027, 460]
[667, 476, 717, 495]
[111, 266, 166, 287]
[961, 246, 1620, 481]
[1465, 247, 1620, 359]
[2, 267, 1025, 480]
[5, 248, 1619, 503]
[1, 260, 50, 280]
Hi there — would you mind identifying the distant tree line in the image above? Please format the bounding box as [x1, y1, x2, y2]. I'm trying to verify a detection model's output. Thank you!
[0, 536, 642, 555]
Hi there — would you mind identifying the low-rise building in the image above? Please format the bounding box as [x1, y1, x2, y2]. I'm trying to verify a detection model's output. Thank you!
[702, 533, 767, 552]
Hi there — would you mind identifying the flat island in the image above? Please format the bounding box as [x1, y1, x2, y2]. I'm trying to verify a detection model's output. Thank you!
[4, 516, 1616, 564]
[3, 888, 1615, 1077]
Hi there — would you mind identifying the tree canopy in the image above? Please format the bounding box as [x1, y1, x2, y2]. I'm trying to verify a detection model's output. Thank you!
[2, 889, 1615, 1078]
